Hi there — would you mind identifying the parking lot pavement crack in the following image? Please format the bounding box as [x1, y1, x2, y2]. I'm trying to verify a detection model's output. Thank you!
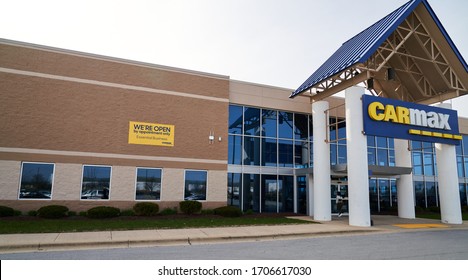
[54, 233, 61, 242]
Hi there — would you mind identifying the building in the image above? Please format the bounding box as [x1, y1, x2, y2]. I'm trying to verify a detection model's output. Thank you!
[1, 0, 467, 226]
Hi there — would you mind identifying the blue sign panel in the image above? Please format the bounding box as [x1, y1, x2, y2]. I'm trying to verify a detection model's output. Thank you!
[362, 95, 461, 145]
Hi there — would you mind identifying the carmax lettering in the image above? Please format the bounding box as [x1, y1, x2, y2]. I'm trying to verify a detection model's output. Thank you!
[368, 101, 451, 130]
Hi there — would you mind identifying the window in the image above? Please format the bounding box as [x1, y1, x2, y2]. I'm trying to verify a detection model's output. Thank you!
[135, 168, 162, 200]
[81, 165, 111, 200]
[19, 162, 54, 199]
[184, 170, 207, 201]
[227, 173, 241, 207]
[228, 105, 243, 134]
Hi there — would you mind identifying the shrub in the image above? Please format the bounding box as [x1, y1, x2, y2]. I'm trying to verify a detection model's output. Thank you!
[68, 211, 77, 217]
[37, 205, 69, 219]
[120, 209, 135, 216]
[79, 211, 88, 217]
[428, 206, 440, 213]
[87, 206, 120, 219]
[462, 206, 468, 213]
[201, 209, 215, 215]
[159, 207, 178, 216]
[28, 210, 38, 217]
[179, 201, 202, 215]
[244, 209, 254, 215]
[133, 202, 159, 216]
[414, 206, 426, 214]
[214, 206, 243, 217]
[0, 205, 15, 217]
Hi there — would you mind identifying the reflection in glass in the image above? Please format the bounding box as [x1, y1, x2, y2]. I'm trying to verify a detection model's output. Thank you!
[262, 138, 277, 167]
[228, 135, 242, 165]
[81, 165, 111, 200]
[369, 179, 378, 212]
[278, 139, 294, 167]
[414, 181, 426, 208]
[227, 173, 242, 207]
[243, 173, 260, 212]
[413, 152, 423, 175]
[294, 141, 309, 168]
[460, 183, 467, 207]
[296, 176, 307, 214]
[244, 107, 260, 136]
[184, 170, 207, 201]
[279, 175, 294, 212]
[278, 111, 293, 139]
[294, 114, 308, 140]
[377, 149, 388, 166]
[262, 175, 277, 212]
[338, 145, 347, 164]
[368, 148, 376, 165]
[228, 105, 243, 134]
[424, 153, 434, 175]
[243, 136, 260, 166]
[19, 162, 54, 199]
[262, 109, 277, 138]
[135, 168, 161, 200]
[379, 179, 390, 211]
[426, 181, 437, 207]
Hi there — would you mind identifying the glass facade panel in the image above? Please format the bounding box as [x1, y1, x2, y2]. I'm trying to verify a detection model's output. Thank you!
[424, 153, 434, 175]
[460, 183, 467, 207]
[368, 148, 376, 165]
[262, 109, 277, 138]
[294, 114, 308, 140]
[391, 180, 397, 207]
[457, 156, 464, 177]
[19, 162, 54, 199]
[135, 168, 161, 200]
[81, 165, 111, 200]
[278, 111, 293, 139]
[414, 181, 426, 208]
[330, 143, 337, 165]
[377, 137, 387, 148]
[294, 141, 309, 168]
[369, 179, 378, 212]
[296, 176, 307, 214]
[227, 173, 241, 207]
[184, 170, 207, 201]
[464, 157, 468, 179]
[262, 175, 277, 212]
[243, 136, 260, 166]
[278, 139, 293, 167]
[426, 181, 437, 207]
[228, 135, 242, 165]
[243, 173, 260, 212]
[228, 105, 243, 134]
[262, 138, 277, 167]
[378, 179, 390, 212]
[377, 149, 388, 166]
[278, 175, 294, 212]
[244, 107, 260, 136]
[413, 152, 423, 175]
[337, 145, 347, 164]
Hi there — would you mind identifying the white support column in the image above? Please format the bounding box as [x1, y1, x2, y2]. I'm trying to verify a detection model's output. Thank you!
[312, 101, 331, 221]
[435, 103, 462, 224]
[394, 139, 415, 219]
[345, 86, 371, 227]
[307, 174, 314, 217]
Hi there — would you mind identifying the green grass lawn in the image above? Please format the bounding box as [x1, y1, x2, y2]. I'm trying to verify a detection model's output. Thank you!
[0, 215, 315, 234]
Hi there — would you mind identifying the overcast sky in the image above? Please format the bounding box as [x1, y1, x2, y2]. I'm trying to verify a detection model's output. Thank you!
[2, 0, 468, 114]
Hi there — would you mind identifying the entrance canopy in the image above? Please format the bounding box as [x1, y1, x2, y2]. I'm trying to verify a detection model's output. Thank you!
[291, 0, 468, 105]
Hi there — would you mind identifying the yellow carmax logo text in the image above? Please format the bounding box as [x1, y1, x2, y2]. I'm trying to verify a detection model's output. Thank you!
[368, 101, 451, 130]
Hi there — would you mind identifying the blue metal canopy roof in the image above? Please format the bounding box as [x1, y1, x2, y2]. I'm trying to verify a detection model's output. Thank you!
[290, 0, 468, 98]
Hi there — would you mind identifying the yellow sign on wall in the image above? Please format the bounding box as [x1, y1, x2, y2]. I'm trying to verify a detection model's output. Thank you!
[128, 121, 175, 147]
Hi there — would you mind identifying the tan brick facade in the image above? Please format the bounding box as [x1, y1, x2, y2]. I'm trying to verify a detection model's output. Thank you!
[0, 40, 229, 212]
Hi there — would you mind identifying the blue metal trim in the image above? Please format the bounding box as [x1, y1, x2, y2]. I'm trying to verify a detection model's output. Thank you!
[291, 0, 468, 98]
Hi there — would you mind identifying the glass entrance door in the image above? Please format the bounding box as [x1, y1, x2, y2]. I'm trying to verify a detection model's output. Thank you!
[331, 181, 348, 215]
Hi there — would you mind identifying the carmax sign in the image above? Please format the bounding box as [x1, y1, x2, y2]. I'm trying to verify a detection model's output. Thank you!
[362, 95, 461, 145]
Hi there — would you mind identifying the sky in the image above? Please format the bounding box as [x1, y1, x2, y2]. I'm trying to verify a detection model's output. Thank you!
[1, 0, 468, 114]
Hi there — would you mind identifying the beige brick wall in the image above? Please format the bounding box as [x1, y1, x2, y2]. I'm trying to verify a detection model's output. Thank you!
[161, 168, 185, 201]
[207, 170, 228, 202]
[53, 163, 82, 200]
[110, 165, 136, 201]
[0, 160, 20, 199]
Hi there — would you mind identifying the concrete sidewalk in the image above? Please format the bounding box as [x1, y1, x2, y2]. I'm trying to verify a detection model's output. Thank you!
[0, 215, 466, 253]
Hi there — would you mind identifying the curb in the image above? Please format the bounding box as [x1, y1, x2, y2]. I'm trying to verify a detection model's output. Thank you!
[0, 229, 378, 253]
